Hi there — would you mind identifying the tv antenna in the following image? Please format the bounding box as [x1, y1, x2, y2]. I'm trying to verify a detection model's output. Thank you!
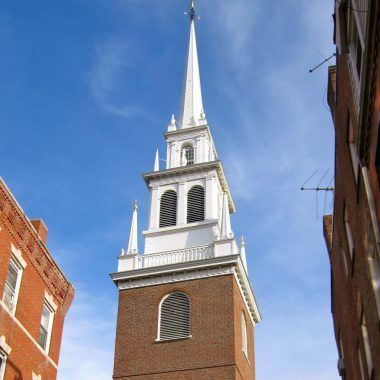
[300, 169, 334, 221]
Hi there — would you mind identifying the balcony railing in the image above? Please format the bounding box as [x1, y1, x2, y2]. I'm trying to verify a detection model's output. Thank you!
[137, 245, 214, 269]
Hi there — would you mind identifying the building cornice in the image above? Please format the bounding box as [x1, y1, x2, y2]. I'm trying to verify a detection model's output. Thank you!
[110, 254, 260, 323]
[143, 160, 236, 213]
[0, 177, 74, 312]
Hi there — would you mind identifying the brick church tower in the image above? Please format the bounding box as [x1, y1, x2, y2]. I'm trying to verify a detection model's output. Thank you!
[111, 2, 261, 379]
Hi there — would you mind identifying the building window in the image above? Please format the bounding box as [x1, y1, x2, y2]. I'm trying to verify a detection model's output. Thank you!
[242, 313, 248, 358]
[38, 301, 54, 352]
[159, 190, 177, 228]
[375, 124, 380, 185]
[347, 113, 359, 182]
[344, 207, 354, 263]
[337, 331, 346, 377]
[187, 185, 205, 223]
[340, 244, 349, 278]
[358, 341, 366, 380]
[0, 350, 6, 380]
[158, 292, 190, 341]
[368, 252, 380, 319]
[360, 311, 373, 378]
[2, 255, 23, 314]
[181, 145, 194, 166]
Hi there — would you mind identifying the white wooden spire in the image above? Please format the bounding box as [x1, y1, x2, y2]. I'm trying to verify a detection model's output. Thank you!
[178, 1, 204, 129]
[127, 201, 138, 254]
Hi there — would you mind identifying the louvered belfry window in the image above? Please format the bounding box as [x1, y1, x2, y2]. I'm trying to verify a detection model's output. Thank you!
[159, 190, 177, 227]
[159, 292, 190, 341]
[187, 185, 205, 223]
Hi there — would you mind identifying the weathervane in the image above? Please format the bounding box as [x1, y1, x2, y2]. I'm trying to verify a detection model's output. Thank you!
[185, 0, 199, 21]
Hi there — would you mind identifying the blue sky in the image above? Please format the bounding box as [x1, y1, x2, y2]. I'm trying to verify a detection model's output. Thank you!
[0, 0, 338, 379]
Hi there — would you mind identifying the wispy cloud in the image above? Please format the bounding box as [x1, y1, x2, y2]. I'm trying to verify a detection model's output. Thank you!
[88, 38, 141, 118]
[58, 287, 116, 380]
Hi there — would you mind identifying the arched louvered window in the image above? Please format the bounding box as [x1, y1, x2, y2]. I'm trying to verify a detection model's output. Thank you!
[187, 185, 205, 223]
[181, 145, 194, 166]
[158, 292, 190, 341]
[242, 312, 248, 357]
[159, 190, 177, 227]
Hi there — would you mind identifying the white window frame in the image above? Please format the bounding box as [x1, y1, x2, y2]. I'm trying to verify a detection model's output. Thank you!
[156, 292, 191, 341]
[32, 372, 42, 380]
[348, 116, 359, 182]
[38, 299, 55, 353]
[368, 253, 380, 319]
[0, 336, 11, 380]
[344, 207, 354, 262]
[360, 311, 373, 378]
[340, 244, 349, 278]
[241, 312, 248, 359]
[0, 349, 6, 380]
[2, 245, 26, 316]
[358, 343, 366, 380]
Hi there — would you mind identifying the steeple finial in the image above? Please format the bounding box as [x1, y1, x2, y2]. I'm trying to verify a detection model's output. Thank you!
[179, 0, 204, 129]
[127, 200, 138, 255]
[188, 0, 195, 21]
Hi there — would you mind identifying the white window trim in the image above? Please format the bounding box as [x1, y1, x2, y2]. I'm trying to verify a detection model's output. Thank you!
[0, 336, 11, 380]
[361, 312, 373, 377]
[156, 292, 191, 342]
[344, 207, 354, 262]
[242, 312, 248, 360]
[2, 250, 25, 316]
[341, 245, 349, 278]
[32, 372, 42, 380]
[39, 299, 55, 354]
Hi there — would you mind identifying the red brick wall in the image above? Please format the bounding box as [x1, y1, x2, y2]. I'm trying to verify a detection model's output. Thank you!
[0, 180, 74, 379]
[326, 22, 380, 378]
[113, 274, 255, 379]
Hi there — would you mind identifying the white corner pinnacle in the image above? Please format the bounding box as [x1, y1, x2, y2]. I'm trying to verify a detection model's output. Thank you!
[127, 201, 138, 255]
[154, 148, 159, 171]
[167, 114, 177, 132]
[178, 1, 204, 129]
[240, 236, 248, 273]
[221, 192, 233, 239]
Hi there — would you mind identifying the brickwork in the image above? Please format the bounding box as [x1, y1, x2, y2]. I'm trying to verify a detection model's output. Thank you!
[113, 275, 255, 380]
[0, 179, 74, 379]
[324, 1, 380, 378]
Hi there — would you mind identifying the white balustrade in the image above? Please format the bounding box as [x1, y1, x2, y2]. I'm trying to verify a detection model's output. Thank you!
[137, 245, 213, 269]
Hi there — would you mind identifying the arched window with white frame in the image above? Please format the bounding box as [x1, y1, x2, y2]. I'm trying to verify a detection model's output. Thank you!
[181, 144, 194, 166]
[159, 190, 177, 228]
[242, 312, 248, 358]
[158, 292, 190, 341]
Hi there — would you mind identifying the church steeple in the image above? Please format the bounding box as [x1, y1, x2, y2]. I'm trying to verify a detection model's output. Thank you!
[178, 0, 205, 129]
[112, 5, 261, 379]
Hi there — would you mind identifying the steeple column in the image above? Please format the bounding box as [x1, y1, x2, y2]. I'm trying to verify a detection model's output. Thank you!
[149, 185, 159, 229]
[177, 181, 187, 225]
[205, 176, 215, 220]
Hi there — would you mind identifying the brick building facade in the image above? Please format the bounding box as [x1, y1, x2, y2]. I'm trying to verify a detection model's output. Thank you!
[0, 178, 74, 379]
[324, 0, 380, 378]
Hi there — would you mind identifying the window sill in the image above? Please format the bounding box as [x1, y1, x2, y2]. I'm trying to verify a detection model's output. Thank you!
[155, 335, 192, 343]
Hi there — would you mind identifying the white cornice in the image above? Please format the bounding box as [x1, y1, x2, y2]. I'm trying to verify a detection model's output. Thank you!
[143, 219, 218, 237]
[143, 160, 235, 213]
[110, 254, 260, 323]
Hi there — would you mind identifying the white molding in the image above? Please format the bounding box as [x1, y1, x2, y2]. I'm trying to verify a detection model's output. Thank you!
[143, 219, 218, 238]
[10, 243, 27, 269]
[0, 336, 11, 355]
[44, 291, 58, 312]
[32, 372, 41, 380]
[0, 300, 58, 369]
[111, 255, 261, 323]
